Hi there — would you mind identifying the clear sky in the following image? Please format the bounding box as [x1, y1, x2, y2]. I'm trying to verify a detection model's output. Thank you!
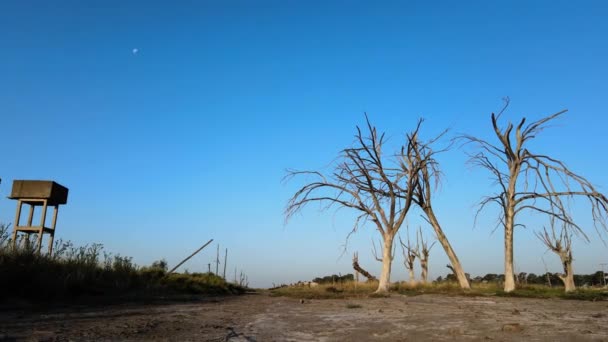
[1, 1, 607, 287]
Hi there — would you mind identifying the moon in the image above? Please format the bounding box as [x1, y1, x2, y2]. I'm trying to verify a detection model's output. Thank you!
[132, 48, 139, 55]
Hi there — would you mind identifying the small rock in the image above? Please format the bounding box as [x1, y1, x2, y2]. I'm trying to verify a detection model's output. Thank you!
[591, 313, 605, 318]
[378, 309, 384, 313]
[512, 309, 521, 315]
[502, 323, 523, 333]
[300, 299, 305, 304]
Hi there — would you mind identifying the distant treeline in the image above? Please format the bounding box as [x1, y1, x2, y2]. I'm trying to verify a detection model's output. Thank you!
[312, 274, 355, 284]
[312, 271, 607, 287]
[439, 271, 607, 287]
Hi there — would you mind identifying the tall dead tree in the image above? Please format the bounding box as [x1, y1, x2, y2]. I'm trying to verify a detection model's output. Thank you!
[352, 252, 377, 281]
[398, 233, 418, 283]
[401, 121, 471, 289]
[462, 98, 608, 292]
[536, 221, 576, 292]
[285, 116, 421, 293]
[286, 116, 472, 292]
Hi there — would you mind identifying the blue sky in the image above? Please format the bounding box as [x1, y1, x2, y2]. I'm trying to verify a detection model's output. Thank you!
[1, 1, 607, 287]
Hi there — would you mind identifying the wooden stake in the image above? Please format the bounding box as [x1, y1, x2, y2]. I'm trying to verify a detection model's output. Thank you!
[223, 248, 228, 279]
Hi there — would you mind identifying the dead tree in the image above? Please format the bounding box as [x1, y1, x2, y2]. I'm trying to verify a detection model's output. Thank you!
[285, 116, 420, 293]
[542, 257, 552, 287]
[286, 116, 471, 292]
[536, 221, 576, 292]
[415, 227, 436, 283]
[398, 232, 418, 283]
[462, 98, 608, 292]
[517, 272, 528, 285]
[400, 121, 471, 289]
[352, 252, 377, 281]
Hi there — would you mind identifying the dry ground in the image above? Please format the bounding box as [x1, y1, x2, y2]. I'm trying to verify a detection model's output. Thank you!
[1, 292, 607, 341]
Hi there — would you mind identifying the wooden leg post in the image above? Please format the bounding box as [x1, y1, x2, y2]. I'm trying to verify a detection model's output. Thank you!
[11, 200, 22, 250]
[36, 200, 48, 254]
[48, 206, 59, 255]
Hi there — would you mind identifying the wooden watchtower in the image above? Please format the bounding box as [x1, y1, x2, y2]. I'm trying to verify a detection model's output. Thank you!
[9, 180, 69, 255]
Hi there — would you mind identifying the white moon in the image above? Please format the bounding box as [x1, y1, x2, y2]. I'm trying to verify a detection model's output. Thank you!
[132, 48, 139, 55]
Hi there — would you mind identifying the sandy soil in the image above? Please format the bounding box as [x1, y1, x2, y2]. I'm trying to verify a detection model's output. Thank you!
[1, 292, 607, 341]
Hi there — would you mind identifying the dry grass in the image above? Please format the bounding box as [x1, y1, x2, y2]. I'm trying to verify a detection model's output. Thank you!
[270, 280, 608, 301]
[270, 281, 379, 299]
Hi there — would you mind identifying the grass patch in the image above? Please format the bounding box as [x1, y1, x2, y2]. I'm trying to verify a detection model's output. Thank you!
[270, 279, 608, 301]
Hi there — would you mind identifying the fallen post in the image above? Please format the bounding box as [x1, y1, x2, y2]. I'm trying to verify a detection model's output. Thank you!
[167, 239, 214, 275]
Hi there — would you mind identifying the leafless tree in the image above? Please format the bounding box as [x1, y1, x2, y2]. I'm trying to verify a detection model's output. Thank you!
[285, 116, 423, 293]
[286, 116, 471, 292]
[402, 121, 471, 289]
[399, 232, 418, 283]
[414, 227, 436, 283]
[536, 220, 576, 292]
[462, 98, 608, 292]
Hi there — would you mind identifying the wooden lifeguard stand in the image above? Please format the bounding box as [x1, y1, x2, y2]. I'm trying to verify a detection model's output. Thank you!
[9, 180, 69, 255]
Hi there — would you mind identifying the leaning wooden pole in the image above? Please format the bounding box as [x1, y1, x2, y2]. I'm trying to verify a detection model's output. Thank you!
[168, 239, 214, 275]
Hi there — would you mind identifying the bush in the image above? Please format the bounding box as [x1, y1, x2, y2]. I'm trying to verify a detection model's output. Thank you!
[0, 224, 245, 302]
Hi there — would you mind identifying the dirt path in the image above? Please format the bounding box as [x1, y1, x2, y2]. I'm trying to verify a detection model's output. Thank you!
[1, 292, 607, 341]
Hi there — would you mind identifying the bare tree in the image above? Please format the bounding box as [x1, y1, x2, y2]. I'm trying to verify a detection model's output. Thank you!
[414, 227, 436, 283]
[352, 252, 377, 281]
[286, 116, 471, 292]
[536, 221, 576, 292]
[398, 232, 418, 283]
[402, 121, 471, 289]
[462, 98, 608, 292]
[285, 116, 421, 293]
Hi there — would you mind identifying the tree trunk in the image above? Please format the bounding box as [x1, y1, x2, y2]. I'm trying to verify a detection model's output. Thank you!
[376, 234, 394, 293]
[424, 207, 470, 289]
[559, 273, 576, 292]
[408, 269, 415, 283]
[352, 253, 376, 281]
[559, 252, 576, 292]
[503, 211, 516, 292]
